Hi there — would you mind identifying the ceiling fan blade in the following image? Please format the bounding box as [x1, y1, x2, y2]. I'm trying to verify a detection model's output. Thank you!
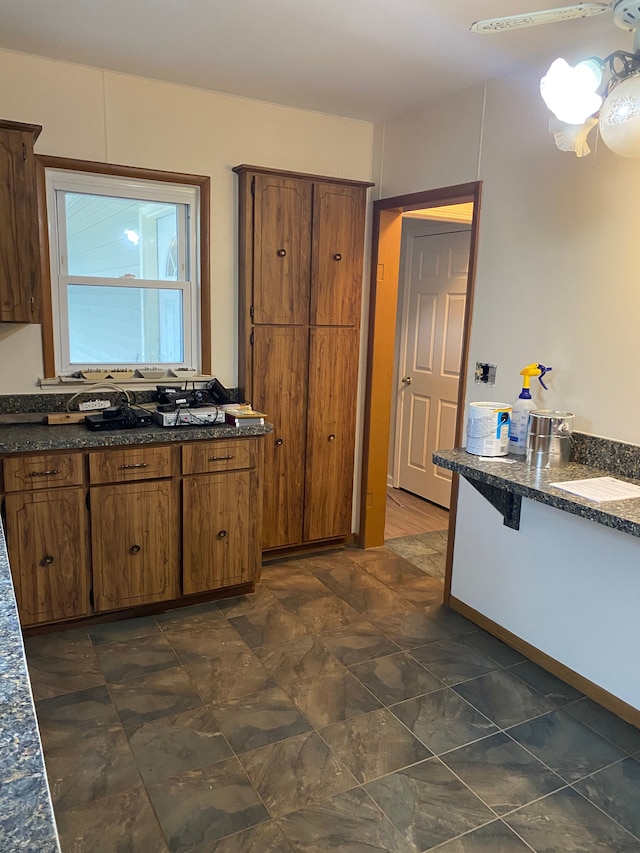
[471, 3, 610, 33]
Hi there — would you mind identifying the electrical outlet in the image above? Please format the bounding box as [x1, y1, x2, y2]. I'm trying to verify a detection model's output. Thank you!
[79, 399, 111, 411]
[475, 362, 497, 386]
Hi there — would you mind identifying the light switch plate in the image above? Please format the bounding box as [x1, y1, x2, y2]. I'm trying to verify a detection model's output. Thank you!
[475, 362, 497, 386]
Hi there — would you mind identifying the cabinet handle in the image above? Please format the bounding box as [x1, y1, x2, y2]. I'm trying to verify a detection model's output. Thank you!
[277, 249, 287, 257]
[129, 544, 141, 554]
[119, 463, 149, 470]
[217, 530, 227, 539]
[40, 555, 54, 567]
[209, 455, 234, 461]
[328, 434, 336, 442]
[333, 253, 342, 261]
[29, 469, 60, 477]
[275, 438, 283, 446]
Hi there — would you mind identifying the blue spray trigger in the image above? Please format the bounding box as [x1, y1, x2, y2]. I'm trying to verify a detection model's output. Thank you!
[537, 364, 552, 391]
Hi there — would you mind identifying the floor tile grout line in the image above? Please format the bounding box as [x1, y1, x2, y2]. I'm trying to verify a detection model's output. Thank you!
[567, 775, 640, 844]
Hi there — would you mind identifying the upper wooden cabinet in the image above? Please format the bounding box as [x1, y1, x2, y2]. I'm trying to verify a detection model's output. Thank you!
[0, 120, 42, 323]
[311, 182, 367, 326]
[252, 173, 312, 325]
[234, 165, 372, 553]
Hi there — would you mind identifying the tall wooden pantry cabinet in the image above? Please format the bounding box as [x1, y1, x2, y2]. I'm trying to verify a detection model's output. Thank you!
[233, 165, 372, 554]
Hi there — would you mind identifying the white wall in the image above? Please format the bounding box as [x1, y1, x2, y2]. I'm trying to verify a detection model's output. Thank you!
[453, 479, 640, 710]
[0, 49, 374, 393]
[377, 37, 640, 709]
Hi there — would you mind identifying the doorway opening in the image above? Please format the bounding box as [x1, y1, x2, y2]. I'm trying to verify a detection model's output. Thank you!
[357, 182, 482, 602]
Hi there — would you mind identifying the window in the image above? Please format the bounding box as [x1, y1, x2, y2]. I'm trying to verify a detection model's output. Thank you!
[43, 164, 207, 375]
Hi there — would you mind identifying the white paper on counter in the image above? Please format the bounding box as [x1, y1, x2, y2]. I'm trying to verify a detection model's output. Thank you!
[549, 476, 640, 503]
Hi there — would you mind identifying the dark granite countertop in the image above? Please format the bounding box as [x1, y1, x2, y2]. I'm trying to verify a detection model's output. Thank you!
[0, 521, 61, 851]
[434, 448, 640, 538]
[0, 421, 272, 454]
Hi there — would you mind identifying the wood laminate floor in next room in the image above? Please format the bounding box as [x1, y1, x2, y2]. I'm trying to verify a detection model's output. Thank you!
[25, 543, 640, 852]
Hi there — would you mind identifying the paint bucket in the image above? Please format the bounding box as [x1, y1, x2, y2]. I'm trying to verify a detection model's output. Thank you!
[526, 410, 574, 469]
[465, 402, 512, 457]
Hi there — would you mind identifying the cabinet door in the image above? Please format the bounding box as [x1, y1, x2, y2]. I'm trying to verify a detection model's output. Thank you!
[310, 183, 367, 326]
[0, 127, 41, 323]
[253, 174, 312, 325]
[91, 481, 179, 611]
[183, 471, 256, 594]
[304, 327, 360, 541]
[4, 489, 89, 625]
[252, 325, 307, 549]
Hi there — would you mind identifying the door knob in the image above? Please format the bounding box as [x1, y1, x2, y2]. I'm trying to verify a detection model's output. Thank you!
[402, 376, 412, 385]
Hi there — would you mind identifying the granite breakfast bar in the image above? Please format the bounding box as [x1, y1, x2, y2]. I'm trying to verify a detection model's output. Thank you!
[434, 435, 640, 726]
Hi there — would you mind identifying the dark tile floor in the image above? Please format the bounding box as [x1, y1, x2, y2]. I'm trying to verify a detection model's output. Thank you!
[25, 546, 640, 852]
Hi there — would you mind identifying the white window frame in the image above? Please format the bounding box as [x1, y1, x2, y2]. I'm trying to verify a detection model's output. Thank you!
[45, 168, 200, 374]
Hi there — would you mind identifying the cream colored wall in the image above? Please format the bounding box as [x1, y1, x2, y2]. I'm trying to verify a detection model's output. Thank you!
[0, 48, 374, 393]
[378, 58, 640, 445]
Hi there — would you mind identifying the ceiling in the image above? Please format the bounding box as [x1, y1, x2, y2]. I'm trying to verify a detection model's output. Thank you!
[0, 1, 628, 122]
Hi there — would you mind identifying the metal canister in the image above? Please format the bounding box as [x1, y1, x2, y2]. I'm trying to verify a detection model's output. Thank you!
[526, 410, 574, 469]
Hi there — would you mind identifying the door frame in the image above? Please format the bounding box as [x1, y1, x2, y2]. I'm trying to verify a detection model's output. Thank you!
[357, 181, 482, 604]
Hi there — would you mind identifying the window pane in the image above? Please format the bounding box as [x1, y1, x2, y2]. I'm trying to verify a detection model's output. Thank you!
[67, 284, 184, 364]
[64, 193, 180, 281]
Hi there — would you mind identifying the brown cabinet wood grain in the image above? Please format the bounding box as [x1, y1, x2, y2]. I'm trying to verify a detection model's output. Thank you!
[311, 182, 367, 326]
[182, 470, 258, 593]
[182, 439, 256, 475]
[252, 173, 312, 325]
[91, 479, 180, 611]
[304, 327, 359, 541]
[251, 325, 307, 548]
[235, 164, 371, 552]
[2, 435, 263, 627]
[89, 444, 176, 484]
[3, 452, 84, 492]
[4, 488, 89, 625]
[0, 120, 42, 323]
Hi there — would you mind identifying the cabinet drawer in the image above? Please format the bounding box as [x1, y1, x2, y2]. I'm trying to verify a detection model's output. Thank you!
[182, 439, 256, 474]
[89, 445, 176, 484]
[3, 452, 84, 492]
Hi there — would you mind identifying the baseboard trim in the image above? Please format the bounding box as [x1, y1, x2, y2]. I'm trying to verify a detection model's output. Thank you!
[449, 596, 640, 730]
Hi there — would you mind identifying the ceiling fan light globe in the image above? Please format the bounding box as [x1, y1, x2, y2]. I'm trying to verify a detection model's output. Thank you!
[599, 74, 640, 156]
[540, 57, 602, 124]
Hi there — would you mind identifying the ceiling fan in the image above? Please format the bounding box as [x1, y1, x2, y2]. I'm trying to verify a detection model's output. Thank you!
[471, 2, 640, 34]
[472, 2, 640, 158]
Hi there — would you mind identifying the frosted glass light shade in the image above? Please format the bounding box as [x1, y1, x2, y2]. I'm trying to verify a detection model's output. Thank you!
[599, 75, 640, 157]
[540, 58, 603, 125]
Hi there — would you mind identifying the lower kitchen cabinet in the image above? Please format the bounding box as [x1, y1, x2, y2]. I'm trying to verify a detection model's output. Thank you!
[91, 480, 180, 611]
[3, 488, 89, 625]
[0, 435, 263, 627]
[183, 471, 254, 593]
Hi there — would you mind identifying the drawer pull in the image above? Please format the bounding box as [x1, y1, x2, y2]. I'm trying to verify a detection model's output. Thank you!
[129, 544, 141, 554]
[328, 434, 336, 442]
[275, 438, 283, 446]
[209, 455, 234, 461]
[119, 463, 149, 470]
[40, 555, 54, 567]
[29, 469, 60, 477]
[217, 530, 227, 539]
[333, 253, 342, 261]
[277, 248, 287, 257]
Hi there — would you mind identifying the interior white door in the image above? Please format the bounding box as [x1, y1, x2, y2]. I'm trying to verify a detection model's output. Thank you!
[396, 227, 470, 508]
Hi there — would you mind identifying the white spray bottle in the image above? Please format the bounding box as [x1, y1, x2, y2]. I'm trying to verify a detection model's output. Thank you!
[508, 363, 552, 455]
